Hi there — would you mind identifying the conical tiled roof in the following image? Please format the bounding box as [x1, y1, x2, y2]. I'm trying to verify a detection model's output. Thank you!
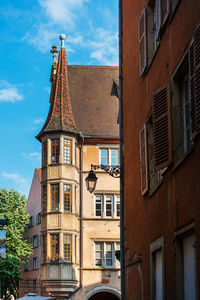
[36, 36, 78, 141]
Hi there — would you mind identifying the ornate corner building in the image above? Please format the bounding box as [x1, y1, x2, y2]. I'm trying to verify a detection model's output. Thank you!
[20, 36, 120, 300]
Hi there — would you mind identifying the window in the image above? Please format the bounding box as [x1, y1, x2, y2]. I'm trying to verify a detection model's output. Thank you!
[29, 216, 34, 227]
[173, 53, 193, 161]
[33, 257, 38, 270]
[63, 234, 72, 262]
[33, 279, 37, 291]
[99, 148, 119, 167]
[95, 195, 103, 217]
[51, 139, 59, 164]
[24, 262, 28, 271]
[33, 235, 39, 248]
[150, 237, 164, 300]
[63, 184, 72, 212]
[42, 185, 47, 213]
[36, 213, 41, 225]
[75, 143, 79, 168]
[176, 228, 197, 300]
[94, 194, 120, 218]
[64, 139, 72, 164]
[42, 141, 47, 166]
[138, 0, 170, 75]
[94, 242, 120, 268]
[50, 234, 59, 261]
[51, 184, 59, 212]
[116, 195, 120, 217]
[105, 195, 113, 217]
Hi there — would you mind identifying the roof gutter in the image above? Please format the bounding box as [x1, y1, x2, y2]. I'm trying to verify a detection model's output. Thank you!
[119, 0, 125, 299]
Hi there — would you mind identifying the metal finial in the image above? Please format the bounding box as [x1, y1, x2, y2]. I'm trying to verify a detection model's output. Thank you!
[59, 34, 66, 48]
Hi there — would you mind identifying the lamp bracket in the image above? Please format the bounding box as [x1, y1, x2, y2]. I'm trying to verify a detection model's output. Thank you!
[91, 164, 121, 178]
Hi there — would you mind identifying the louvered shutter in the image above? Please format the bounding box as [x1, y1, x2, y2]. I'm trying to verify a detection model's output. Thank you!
[152, 84, 171, 170]
[139, 124, 148, 195]
[194, 23, 200, 134]
[160, 0, 170, 26]
[189, 43, 196, 136]
[138, 8, 147, 76]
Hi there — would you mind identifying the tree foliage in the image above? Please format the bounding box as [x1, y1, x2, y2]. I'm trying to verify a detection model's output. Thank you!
[0, 188, 32, 299]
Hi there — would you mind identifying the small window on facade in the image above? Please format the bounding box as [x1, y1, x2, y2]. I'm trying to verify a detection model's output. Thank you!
[33, 235, 39, 248]
[172, 52, 193, 162]
[33, 257, 38, 270]
[29, 216, 34, 227]
[95, 195, 102, 217]
[50, 234, 59, 261]
[63, 184, 72, 212]
[33, 279, 37, 291]
[100, 149, 108, 165]
[63, 234, 72, 262]
[115, 195, 120, 217]
[64, 139, 72, 165]
[176, 232, 196, 300]
[51, 184, 59, 212]
[105, 195, 113, 217]
[110, 149, 118, 167]
[94, 242, 119, 268]
[150, 237, 164, 300]
[95, 242, 103, 266]
[105, 243, 113, 267]
[51, 139, 59, 164]
[42, 141, 47, 166]
[42, 185, 47, 213]
[36, 213, 41, 225]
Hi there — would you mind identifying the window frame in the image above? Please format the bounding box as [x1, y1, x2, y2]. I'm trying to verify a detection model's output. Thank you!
[94, 241, 120, 269]
[51, 183, 59, 212]
[64, 138, 72, 165]
[63, 184, 72, 212]
[63, 234, 72, 262]
[94, 194, 120, 218]
[99, 147, 119, 166]
[105, 195, 113, 218]
[51, 138, 59, 164]
[50, 234, 59, 262]
[115, 195, 120, 218]
[33, 235, 39, 248]
[94, 194, 103, 218]
[150, 236, 164, 300]
[33, 257, 38, 270]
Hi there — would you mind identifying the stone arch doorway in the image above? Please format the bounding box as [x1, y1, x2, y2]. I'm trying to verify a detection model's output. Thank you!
[88, 291, 120, 300]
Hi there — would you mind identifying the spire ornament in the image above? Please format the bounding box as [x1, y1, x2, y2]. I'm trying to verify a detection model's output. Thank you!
[60, 34, 66, 48]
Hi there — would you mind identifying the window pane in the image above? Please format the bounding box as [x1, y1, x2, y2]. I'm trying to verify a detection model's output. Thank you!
[64, 139, 72, 164]
[100, 149, 108, 165]
[116, 196, 120, 217]
[64, 184, 71, 212]
[95, 195, 102, 217]
[51, 139, 59, 164]
[64, 234, 71, 262]
[105, 195, 113, 217]
[95, 243, 103, 266]
[110, 149, 118, 166]
[105, 243, 113, 267]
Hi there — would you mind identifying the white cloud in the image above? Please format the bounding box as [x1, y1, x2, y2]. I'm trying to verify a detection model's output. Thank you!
[2, 172, 27, 185]
[34, 118, 44, 124]
[0, 80, 23, 103]
[39, 0, 88, 27]
[22, 152, 41, 162]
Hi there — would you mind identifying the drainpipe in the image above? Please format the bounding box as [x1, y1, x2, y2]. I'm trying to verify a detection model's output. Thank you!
[119, 0, 125, 299]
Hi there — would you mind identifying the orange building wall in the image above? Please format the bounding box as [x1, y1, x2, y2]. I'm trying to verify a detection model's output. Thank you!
[122, 0, 200, 299]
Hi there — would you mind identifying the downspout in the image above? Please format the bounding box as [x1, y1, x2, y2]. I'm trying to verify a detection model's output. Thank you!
[119, 0, 125, 299]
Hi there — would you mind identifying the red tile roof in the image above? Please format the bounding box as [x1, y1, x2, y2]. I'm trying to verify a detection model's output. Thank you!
[36, 48, 119, 141]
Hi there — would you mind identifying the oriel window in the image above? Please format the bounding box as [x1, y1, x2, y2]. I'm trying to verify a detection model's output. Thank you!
[64, 139, 72, 164]
[64, 234, 72, 262]
[63, 184, 72, 212]
[42, 141, 47, 166]
[51, 184, 59, 212]
[51, 139, 59, 164]
[50, 234, 59, 261]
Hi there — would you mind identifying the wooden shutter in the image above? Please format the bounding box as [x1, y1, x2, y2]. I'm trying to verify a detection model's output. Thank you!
[139, 124, 148, 195]
[152, 84, 171, 170]
[189, 43, 196, 136]
[138, 8, 147, 76]
[160, 0, 170, 27]
[194, 23, 200, 134]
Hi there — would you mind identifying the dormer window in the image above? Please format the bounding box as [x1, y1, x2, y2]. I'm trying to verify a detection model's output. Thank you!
[51, 139, 59, 164]
[64, 139, 72, 164]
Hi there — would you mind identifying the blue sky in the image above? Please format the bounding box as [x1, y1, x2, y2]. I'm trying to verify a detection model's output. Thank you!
[0, 0, 118, 197]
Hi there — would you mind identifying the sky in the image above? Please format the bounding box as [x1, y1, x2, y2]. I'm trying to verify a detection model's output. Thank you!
[0, 0, 118, 197]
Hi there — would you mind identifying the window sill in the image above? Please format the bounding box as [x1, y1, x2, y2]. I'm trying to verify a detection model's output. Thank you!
[172, 145, 194, 174]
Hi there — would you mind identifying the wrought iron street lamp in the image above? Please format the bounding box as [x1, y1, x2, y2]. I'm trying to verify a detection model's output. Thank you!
[85, 164, 121, 193]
